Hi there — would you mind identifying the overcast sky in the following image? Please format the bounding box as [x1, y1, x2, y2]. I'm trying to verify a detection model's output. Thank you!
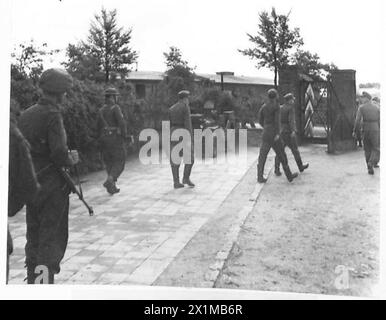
[9, 0, 384, 84]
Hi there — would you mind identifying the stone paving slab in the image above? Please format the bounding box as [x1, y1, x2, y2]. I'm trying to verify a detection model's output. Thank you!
[8, 149, 259, 285]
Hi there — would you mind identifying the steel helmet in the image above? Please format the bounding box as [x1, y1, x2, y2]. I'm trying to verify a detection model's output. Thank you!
[39, 68, 73, 94]
[104, 87, 120, 96]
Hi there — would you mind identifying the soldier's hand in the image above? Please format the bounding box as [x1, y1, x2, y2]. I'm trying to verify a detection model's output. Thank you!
[291, 132, 297, 139]
[69, 150, 79, 165]
[274, 134, 280, 142]
[352, 131, 357, 139]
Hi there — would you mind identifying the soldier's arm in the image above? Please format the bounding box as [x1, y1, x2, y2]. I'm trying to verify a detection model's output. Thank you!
[258, 106, 264, 128]
[184, 104, 193, 134]
[290, 107, 297, 133]
[114, 105, 127, 138]
[353, 106, 363, 133]
[47, 112, 74, 167]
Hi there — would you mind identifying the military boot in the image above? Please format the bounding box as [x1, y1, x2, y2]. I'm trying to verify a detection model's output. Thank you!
[368, 164, 374, 175]
[182, 164, 195, 187]
[299, 163, 309, 172]
[283, 165, 298, 182]
[103, 177, 118, 195]
[257, 164, 267, 183]
[172, 165, 184, 189]
[274, 157, 282, 176]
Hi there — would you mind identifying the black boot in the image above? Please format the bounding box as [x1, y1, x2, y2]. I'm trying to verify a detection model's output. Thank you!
[182, 165, 195, 187]
[368, 164, 374, 175]
[172, 165, 184, 189]
[299, 163, 309, 172]
[283, 165, 298, 182]
[103, 177, 118, 195]
[257, 164, 267, 183]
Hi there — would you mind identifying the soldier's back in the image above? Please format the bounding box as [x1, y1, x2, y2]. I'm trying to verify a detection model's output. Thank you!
[359, 102, 380, 131]
[169, 101, 186, 127]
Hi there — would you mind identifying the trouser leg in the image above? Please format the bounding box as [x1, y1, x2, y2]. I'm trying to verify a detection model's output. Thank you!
[368, 131, 380, 167]
[109, 147, 126, 182]
[103, 150, 113, 177]
[257, 141, 271, 179]
[272, 139, 297, 182]
[25, 188, 69, 284]
[285, 134, 304, 170]
[7, 228, 13, 284]
[363, 132, 372, 167]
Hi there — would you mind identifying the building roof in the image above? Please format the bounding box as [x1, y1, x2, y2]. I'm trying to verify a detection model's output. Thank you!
[126, 71, 165, 81]
[125, 70, 273, 86]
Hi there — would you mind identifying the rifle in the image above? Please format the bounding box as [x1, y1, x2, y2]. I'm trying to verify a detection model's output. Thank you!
[60, 167, 94, 216]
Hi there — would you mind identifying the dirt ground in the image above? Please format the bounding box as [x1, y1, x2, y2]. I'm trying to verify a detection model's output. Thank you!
[215, 145, 379, 297]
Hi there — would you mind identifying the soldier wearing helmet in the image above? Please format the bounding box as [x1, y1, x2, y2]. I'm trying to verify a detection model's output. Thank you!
[257, 89, 298, 183]
[97, 87, 127, 194]
[274, 93, 309, 177]
[18, 68, 79, 284]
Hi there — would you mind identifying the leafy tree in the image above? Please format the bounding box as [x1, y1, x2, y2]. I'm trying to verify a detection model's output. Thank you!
[162, 46, 195, 98]
[11, 40, 59, 82]
[63, 43, 101, 81]
[239, 7, 303, 87]
[164, 46, 190, 70]
[64, 8, 138, 82]
[291, 49, 337, 80]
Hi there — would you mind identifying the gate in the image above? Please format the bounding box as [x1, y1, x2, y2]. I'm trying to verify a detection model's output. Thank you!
[298, 78, 355, 152]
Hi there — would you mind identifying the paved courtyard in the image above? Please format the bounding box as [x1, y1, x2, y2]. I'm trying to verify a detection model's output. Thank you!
[8, 144, 379, 296]
[8, 148, 260, 285]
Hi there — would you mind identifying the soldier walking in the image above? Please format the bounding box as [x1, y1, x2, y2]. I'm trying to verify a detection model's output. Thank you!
[18, 69, 79, 284]
[169, 90, 195, 189]
[274, 93, 309, 176]
[257, 89, 298, 183]
[97, 87, 127, 194]
[353, 91, 380, 174]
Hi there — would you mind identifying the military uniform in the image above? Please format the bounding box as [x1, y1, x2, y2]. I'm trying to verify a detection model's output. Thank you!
[354, 98, 380, 174]
[18, 68, 74, 284]
[8, 112, 40, 283]
[169, 90, 195, 188]
[274, 97, 308, 174]
[257, 90, 298, 183]
[97, 97, 127, 193]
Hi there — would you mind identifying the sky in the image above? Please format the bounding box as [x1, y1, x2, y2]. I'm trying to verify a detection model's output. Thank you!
[8, 0, 385, 85]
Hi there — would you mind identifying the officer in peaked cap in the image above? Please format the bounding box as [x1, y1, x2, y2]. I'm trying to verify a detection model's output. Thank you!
[18, 68, 79, 284]
[353, 91, 380, 174]
[274, 93, 309, 176]
[169, 90, 195, 188]
[97, 87, 127, 194]
[257, 89, 298, 183]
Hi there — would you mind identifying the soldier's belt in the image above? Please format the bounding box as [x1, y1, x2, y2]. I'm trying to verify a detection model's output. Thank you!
[102, 127, 121, 135]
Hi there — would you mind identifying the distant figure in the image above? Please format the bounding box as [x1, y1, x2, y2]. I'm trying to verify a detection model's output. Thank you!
[97, 87, 127, 195]
[274, 93, 309, 176]
[354, 99, 363, 148]
[372, 96, 380, 107]
[257, 89, 298, 183]
[169, 90, 195, 188]
[8, 99, 40, 284]
[353, 91, 380, 174]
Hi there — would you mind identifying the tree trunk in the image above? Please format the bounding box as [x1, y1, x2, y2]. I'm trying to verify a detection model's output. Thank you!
[274, 65, 278, 89]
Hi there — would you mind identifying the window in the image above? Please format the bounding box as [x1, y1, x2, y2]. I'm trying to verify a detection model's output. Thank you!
[135, 84, 146, 99]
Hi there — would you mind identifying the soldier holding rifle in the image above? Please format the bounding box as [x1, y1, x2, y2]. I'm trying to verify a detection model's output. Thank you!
[18, 68, 79, 284]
